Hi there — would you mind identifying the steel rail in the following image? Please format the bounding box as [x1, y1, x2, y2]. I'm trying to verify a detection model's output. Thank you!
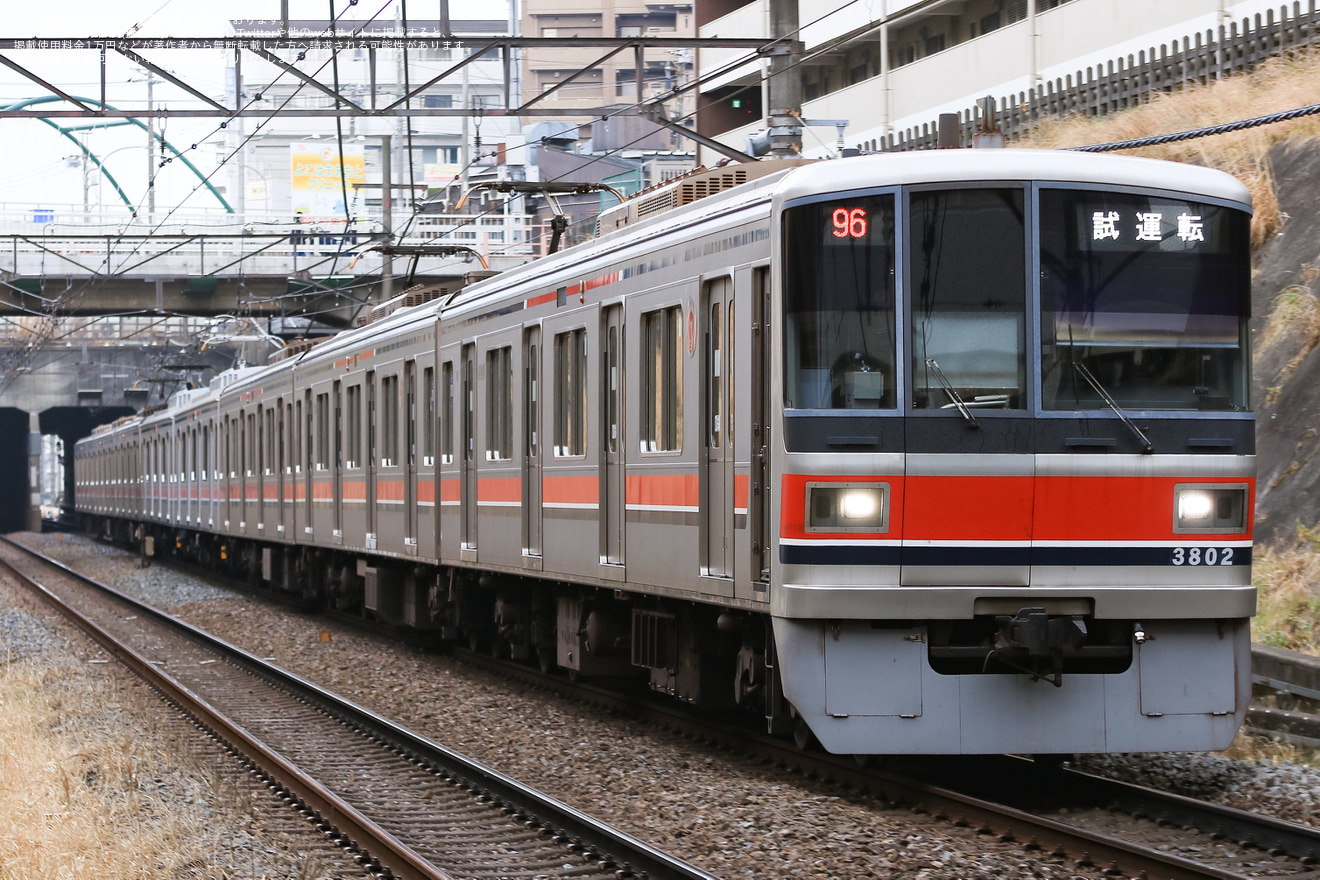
[0, 536, 719, 880]
[455, 651, 1273, 880]
[0, 544, 451, 880]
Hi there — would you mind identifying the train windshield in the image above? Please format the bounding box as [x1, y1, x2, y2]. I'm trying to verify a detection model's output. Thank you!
[782, 194, 897, 409]
[1039, 188, 1251, 412]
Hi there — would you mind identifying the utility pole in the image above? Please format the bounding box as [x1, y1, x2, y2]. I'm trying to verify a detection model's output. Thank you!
[146, 70, 156, 218]
[766, 0, 803, 158]
[381, 133, 393, 302]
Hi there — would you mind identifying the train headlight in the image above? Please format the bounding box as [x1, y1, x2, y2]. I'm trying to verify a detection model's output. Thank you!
[1177, 490, 1214, 522]
[806, 483, 888, 532]
[1173, 484, 1248, 533]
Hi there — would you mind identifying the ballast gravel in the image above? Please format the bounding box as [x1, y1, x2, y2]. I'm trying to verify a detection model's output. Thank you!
[11, 530, 1320, 878]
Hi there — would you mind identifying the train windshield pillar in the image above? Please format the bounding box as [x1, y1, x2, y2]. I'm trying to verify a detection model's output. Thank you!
[1039, 189, 1251, 412]
[781, 194, 897, 411]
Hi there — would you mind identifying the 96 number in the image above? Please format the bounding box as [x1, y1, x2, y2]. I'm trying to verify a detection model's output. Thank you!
[832, 207, 868, 239]
[1171, 547, 1234, 566]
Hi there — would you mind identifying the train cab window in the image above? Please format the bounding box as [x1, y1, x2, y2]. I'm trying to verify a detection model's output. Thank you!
[1039, 189, 1251, 412]
[486, 347, 513, 460]
[641, 306, 683, 452]
[782, 193, 897, 409]
[909, 187, 1027, 410]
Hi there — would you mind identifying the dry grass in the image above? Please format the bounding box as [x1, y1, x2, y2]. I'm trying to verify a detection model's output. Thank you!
[1221, 727, 1320, 765]
[1251, 523, 1320, 653]
[1256, 283, 1320, 406]
[0, 652, 220, 879]
[1017, 48, 1320, 249]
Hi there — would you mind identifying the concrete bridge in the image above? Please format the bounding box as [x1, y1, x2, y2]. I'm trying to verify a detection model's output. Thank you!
[0, 207, 540, 326]
[0, 206, 544, 533]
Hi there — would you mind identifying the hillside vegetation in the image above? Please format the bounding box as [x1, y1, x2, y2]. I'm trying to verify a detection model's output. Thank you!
[1017, 49, 1320, 653]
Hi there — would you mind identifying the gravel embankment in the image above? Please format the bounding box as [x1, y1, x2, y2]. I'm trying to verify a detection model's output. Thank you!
[13, 530, 1320, 877]
[0, 538, 366, 879]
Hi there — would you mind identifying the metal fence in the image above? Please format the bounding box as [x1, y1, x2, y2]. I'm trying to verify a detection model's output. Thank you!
[883, 1, 1320, 151]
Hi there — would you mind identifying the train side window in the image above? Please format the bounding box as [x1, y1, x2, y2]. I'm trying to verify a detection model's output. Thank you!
[422, 366, 435, 466]
[315, 393, 330, 470]
[346, 385, 361, 468]
[554, 328, 587, 457]
[264, 406, 275, 476]
[441, 362, 455, 464]
[640, 306, 683, 452]
[909, 187, 1027, 410]
[382, 374, 399, 467]
[486, 347, 513, 461]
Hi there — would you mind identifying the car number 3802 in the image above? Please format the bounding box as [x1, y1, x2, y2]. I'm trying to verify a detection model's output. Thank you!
[1171, 547, 1235, 566]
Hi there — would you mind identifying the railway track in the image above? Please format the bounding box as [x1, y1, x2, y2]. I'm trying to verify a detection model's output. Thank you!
[459, 647, 1320, 880]
[0, 535, 718, 880]
[10, 532, 1320, 880]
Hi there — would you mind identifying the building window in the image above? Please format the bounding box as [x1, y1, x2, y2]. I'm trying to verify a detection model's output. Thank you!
[554, 328, 587, 457]
[485, 347, 513, 460]
[1008, 1, 1028, 23]
[641, 306, 683, 452]
[423, 94, 453, 109]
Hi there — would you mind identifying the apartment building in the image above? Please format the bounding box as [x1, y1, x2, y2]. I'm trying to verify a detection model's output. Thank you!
[520, 0, 697, 117]
[228, 17, 525, 218]
[695, 0, 1289, 162]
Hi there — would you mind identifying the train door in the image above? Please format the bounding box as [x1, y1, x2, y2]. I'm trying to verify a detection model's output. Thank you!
[601, 305, 624, 566]
[366, 371, 377, 543]
[300, 392, 311, 537]
[703, 277, 734, 579]
[522, 327, 542, 560]
[405, 360, 417, 547]
[461, 344, 477, 554]
[749, 266, 771, 594]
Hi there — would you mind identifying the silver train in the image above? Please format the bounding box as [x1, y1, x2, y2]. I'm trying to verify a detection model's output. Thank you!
[75, 150, 1257, 755]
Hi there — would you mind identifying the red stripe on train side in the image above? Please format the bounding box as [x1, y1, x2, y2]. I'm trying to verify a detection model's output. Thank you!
[418, 479, 435, 504]
[378, 479, 406, 502]
[625, 473, 698, 507]
[526, 291, 557, 308]
[543, 475, 598, 505]
[478, 477, 522, 504]
[439, 478, 461, 503]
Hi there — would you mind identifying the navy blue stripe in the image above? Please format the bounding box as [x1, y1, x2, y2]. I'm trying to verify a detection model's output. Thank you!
[778, 544, 1251, 567]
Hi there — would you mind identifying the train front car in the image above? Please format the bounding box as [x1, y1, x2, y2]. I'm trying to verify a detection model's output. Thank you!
[770, 150, 1254, 755]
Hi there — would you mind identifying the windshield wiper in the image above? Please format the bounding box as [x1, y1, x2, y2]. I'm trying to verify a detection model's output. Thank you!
[925, 358, 978, 428]
[1072, 363, 1154, 454]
